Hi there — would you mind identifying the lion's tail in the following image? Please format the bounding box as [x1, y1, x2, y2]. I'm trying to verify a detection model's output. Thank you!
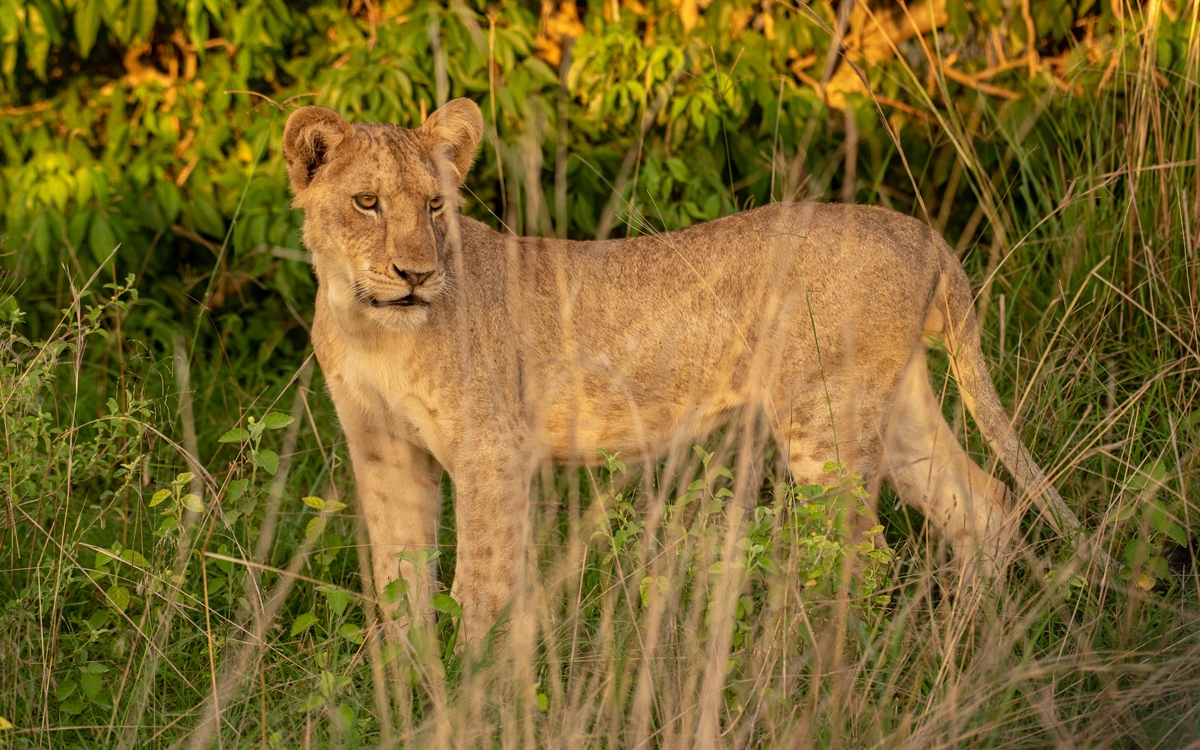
[931, 244, 1110, 566]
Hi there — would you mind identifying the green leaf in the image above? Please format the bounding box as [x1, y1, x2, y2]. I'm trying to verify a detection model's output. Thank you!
[74, 0, 101, 57]
[218, 428, 250, 443]
[305, 516, 326, 543]
[190, 192, 225, 238]
[80, 672, 102, 701]
[302, 495, 325, 510]
[318, 585, 352, 618]
[228, 479, 249, 503]
[57, 679, 77, 702]
[322, 499, 347, 514]
[255, 450, 279, 476]
[290, 612, 318, 637]
[1166, 523, 1189, 548]
[148, 489, 171, 507]
[537, 692, 549, 712]
[106, 585, 130, 612]
[174, 472, 195, 487]
[60, 697, 83, 716]
[181, 494, 204, 513]
[338, 623, 364, 644]
[430, 593, 462, 618]
[154, 180, 182, 224]
[639, 576, 650, 607]
[131, 0, 157, 42]
[88, 216, 118, 265]
[260, 412, 294, 430]
[381, 579, 409, 606]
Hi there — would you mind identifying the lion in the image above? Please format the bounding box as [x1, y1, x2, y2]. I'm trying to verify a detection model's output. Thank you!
[282, 98, 1098, 644]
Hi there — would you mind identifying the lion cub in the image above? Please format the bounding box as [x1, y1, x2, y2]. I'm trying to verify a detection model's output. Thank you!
[283, 99, 1092, 644]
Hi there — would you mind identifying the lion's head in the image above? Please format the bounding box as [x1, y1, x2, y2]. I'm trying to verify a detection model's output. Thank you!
[283, 99, 483, 330]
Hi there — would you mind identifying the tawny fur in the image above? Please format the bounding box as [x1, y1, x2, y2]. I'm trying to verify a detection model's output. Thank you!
[283, 99, 1093, 644]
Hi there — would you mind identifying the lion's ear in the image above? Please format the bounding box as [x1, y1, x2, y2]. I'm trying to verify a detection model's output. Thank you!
[420, 98, 483, 186]
[283, 106, 354, 192]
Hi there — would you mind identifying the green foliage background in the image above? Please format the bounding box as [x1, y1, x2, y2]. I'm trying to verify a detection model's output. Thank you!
[2, 0, 1200, 746]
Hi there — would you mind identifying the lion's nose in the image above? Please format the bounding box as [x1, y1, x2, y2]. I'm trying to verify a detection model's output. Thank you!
[393, 266, 434, 288]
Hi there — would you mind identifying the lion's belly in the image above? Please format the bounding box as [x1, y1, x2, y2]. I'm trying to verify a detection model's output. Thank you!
[531, 362, 748, 463]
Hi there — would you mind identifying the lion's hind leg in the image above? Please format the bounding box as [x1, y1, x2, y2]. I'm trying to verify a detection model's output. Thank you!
[770, 391, 887, 543]
[883, 351, 1015, 577]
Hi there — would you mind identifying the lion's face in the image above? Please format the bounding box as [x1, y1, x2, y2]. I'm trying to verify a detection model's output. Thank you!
[283, 100, 483, 330]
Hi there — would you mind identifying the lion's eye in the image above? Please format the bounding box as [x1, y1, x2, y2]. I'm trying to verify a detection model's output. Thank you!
[354, 194, 378, 211]
[429, 196, 445, 212]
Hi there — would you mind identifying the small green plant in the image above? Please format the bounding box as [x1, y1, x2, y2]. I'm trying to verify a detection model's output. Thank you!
[218, 411, 296, 479]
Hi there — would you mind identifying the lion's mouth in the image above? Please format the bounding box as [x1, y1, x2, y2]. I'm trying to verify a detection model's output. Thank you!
[370, 295, 428, 308]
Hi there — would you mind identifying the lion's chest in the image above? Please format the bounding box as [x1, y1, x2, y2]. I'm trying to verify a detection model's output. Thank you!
[331, 337, 459, 470]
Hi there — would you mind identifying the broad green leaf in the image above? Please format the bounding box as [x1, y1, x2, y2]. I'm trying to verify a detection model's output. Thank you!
[25, 5, 51, 79]
[148, 489, 171, 507]
[218, 428, 250, 443]
[302, 495, 325, 510]
[57, 679, 77, 702]
[120, 549, 148, 568]
[338, 623, 364, 644]
[639, 576, 652, 607]
[228, 479, 249, 503]
[80, 672, 102, 700]
[305, 516, 325, 543]
[1167, 523, 1188, 547]
[318, 585, 352, 617]
[430, 593, 462, 618]
[173, 472, 195, 486]
[155, 180, 182, 224]
[260, 412, 294, 430]
[182, 494, 204, 513]
[381, 578, 409, 605]
[88, 217, 118, 264]
[255, 450, 279, 475]
[131, 0, 157, 42]
[106, 585, 130, 611]
[322, 498, 347, 514]
[74, 0, 101, 57]
[290, 612, 318, 637]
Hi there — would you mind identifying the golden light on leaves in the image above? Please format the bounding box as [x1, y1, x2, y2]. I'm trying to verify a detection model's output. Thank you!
[536, 0, 585, 67]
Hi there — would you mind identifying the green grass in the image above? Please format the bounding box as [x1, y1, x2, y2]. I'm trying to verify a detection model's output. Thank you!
[4, 25, 1200, 750]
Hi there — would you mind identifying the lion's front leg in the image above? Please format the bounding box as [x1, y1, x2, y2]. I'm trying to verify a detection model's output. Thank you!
[342, 410, 444, 636]
[449, 449, 532, 646]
